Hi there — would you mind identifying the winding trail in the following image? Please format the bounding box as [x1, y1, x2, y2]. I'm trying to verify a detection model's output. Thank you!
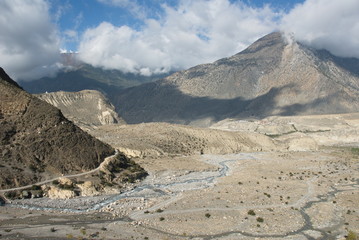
[0, 150, 119, 193]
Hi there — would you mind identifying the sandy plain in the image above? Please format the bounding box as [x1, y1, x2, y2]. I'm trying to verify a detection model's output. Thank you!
[0, 114, 358, 240]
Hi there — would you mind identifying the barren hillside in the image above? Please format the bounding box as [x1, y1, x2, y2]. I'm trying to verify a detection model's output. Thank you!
[0, 68, 115, 189]
[37, 90, 124, 129]
[114, 32, 359, 126]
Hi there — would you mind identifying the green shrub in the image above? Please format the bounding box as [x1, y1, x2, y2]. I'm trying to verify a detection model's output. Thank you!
[347, 231, 358, 240]
[351, 148, 359, 155]
[29, 164, 37, 172]
[205, 213, 211, 218]
[248, 210, 256, 216]
[5, 191, 18, 199]
[80, 228, 86, 235]
[58, 183, 74, 190]
[256, 217, 264, 222]
[31, 185, 41, 190]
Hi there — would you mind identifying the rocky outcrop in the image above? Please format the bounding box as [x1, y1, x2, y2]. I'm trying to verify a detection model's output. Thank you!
[37, 90, 125, 128]
[113, 32, 359, 126]
[77, 181, 99, 197]
[0, 67, 115, 189]
[47, 187, 76, 199]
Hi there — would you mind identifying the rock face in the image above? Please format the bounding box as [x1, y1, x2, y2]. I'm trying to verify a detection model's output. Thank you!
[37, 90, 125, 128]
[114, 32, 359, 126]
[0, 68, 115, 189]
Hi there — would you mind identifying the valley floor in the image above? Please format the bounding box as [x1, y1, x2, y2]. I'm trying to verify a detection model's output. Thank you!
[0, 149, 358, 240]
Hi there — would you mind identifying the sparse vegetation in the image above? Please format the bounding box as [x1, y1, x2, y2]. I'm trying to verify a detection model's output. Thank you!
[80, 228, 86, 235]
[5, 191, 18, 199]
[248, 210, 256, 216]
[351, 148, 359, 155]
[205, 213, 211, 218]
[31, 185, 42, 190]
[256, 217, 264, 222]
[58, 183, 75, 190]
[346, 231, 359, 240]
[264, 193, 271, 198]
[29, 164, 37, 172]
[159, 217, 165, 221]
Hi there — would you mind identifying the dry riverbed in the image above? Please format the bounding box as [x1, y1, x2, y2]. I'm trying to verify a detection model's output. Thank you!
[0, 149, 358, 240]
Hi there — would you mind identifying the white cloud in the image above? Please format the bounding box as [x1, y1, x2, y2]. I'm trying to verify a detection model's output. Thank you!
[82, 0, 359, 76]
[2, 0, 358, 81]
[79, 0, 281, 75]
[281, 0, 359, 58]
[0, 0, 61, 81]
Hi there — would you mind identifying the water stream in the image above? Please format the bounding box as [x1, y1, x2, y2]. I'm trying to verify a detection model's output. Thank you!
[5, 152, 358, 239]
[7, 153, 252, 213]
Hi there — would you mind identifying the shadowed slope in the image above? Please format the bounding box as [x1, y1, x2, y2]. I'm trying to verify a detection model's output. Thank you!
[114, 32, 359, 126]
[0, 68, 115, 189]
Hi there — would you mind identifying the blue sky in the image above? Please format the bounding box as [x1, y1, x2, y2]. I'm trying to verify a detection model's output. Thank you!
[0, 0, 358, 80]
[51, 0, 305, 51]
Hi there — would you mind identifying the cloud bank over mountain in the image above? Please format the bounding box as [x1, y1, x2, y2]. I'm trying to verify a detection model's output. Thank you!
[78, 0, 279, 75]
[1, 0, 358, 80]
[281, 0, 359, 58]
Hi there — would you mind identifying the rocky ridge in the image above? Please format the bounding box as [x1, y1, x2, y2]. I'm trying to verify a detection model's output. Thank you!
[37, 90, 124, 129]
[114, 32, 359, 126]
[0, 67, 116, 189]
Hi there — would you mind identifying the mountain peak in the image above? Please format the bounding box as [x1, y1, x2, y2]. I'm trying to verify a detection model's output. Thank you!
[115, 32, 359, 126]
[241, 32, 285, 54]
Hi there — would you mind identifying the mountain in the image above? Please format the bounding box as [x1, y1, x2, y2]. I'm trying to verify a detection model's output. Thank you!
[0, 67, 115, 189]
[113, 32, 359, 126]
[19, 60, 171, 108]
[37, 90, 125, 129]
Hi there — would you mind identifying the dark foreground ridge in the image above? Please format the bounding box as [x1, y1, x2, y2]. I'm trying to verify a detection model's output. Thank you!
[0, 67, 115, 189]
